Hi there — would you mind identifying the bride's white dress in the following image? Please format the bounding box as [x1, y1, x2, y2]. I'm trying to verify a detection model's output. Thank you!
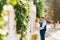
[34, 23, 40, 40]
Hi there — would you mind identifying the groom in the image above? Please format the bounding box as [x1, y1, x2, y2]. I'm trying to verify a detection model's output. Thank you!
[40, 17, 47, 40]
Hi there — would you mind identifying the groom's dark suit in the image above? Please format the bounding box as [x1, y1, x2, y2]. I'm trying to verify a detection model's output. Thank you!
[40, 20, 46, 40]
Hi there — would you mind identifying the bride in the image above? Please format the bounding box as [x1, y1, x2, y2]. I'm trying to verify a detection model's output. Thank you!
[31, 18, 40, 40]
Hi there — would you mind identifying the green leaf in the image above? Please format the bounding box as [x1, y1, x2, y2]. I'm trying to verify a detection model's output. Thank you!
[0, 34, 5, 40]
[10, 0, 18, 6]
[0, 17, 4, 21]
[0, 24, 4, 29]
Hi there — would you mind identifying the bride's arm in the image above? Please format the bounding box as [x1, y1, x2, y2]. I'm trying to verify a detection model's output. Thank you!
[35, 23, 39, 30]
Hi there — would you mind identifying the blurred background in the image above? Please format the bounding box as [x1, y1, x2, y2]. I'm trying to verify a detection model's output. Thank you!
[0, 0, 60, 40]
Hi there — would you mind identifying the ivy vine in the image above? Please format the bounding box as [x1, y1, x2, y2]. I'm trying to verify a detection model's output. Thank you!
[14, 0, 30, 40]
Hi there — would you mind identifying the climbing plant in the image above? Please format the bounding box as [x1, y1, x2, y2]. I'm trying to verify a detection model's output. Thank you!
[0, 0, 6, 40]
[12, 0, 30, 40]
[0, 0, 6, 17]
[0, 0, 30, 40]
[36, 0, 44, 18]
[0, 0, 9, 40]
[0, 17, 6, 40]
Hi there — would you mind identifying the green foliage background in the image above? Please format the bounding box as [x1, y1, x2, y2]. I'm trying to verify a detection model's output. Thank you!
[0, 0, 6, 40]
[0, 0, 45, 40]
[0, 0, 30, 40]
[0, 0, 6, 17]
[36, 0, 44, 18]
[11, 0, 30, 40]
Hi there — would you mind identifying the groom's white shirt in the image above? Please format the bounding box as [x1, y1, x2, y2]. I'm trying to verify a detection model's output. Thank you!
[40, 20, 47, 30]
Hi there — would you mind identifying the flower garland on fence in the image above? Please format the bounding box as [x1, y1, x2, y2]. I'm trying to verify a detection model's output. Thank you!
[0, 17, 8, 40]
[0, 0, 30, 40]
[0, 0, 9, 40]
[11, 0, 30, 40]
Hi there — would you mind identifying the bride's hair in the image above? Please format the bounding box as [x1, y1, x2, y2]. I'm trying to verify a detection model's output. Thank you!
[35, 18, 40, 23]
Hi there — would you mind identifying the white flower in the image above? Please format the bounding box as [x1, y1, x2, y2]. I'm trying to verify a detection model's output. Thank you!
[0, 29, 8, 35]
[3, 5, 8, 11]
[3, 16, 8, 22]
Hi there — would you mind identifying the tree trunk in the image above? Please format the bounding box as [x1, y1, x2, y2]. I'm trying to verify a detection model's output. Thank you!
[47, 0, 60, 23]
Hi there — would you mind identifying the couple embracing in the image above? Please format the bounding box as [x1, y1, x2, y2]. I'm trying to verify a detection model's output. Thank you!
[34, 17, 47, 40]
